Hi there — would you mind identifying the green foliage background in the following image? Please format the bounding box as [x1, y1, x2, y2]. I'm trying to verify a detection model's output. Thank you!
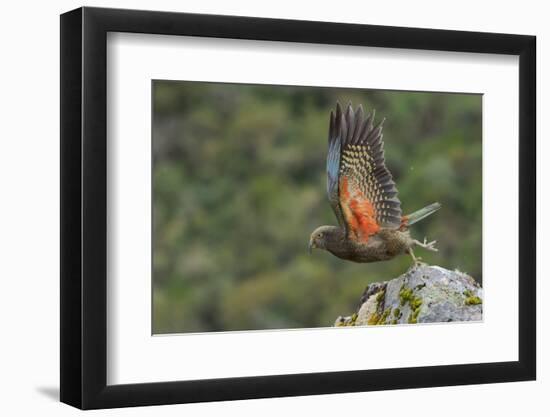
[152, 81, 482, 334]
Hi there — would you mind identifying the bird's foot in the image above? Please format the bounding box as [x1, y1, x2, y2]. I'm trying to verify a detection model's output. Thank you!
[414, 237, 438, 252]
[414, 257, 427, 266]
[408, 248, 427, 269]
[411, 258, 427, 270]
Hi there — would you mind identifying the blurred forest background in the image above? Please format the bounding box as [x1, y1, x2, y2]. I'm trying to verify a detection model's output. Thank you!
[152, 81, 482, 334]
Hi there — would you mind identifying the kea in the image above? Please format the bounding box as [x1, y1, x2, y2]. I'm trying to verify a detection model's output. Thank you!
[309, 102, 441, 265]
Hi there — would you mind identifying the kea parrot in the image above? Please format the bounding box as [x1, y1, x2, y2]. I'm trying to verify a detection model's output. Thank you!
[309, 102, 441, 265]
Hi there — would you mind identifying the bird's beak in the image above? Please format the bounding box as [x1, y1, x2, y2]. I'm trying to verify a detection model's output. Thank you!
[308, 238, 316, 254]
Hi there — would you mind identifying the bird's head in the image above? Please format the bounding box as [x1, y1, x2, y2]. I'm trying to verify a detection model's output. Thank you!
[308, 225, 342, 253]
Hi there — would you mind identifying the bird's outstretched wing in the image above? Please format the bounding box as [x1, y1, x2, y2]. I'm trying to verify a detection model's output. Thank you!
[327, 102, 402, 242]
[326, 106, 346, 230]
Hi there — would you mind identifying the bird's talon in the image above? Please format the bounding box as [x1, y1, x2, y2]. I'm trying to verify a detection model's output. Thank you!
[414, 238, 438, 252]
[414, 257, 427, 266]
[409, 258, 427, 270]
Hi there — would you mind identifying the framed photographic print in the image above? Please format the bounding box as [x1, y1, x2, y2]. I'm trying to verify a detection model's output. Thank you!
[60, 6, 536, 409]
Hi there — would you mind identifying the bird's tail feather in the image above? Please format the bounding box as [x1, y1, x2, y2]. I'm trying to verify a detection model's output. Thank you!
[404, 202, 441, 226]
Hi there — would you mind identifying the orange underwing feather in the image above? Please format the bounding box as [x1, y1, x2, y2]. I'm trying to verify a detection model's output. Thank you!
[340, 176, 380, 241]
[399, 215, 409, 230]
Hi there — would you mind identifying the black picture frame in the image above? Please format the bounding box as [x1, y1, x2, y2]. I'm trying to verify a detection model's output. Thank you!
[60, 6, 536, 410]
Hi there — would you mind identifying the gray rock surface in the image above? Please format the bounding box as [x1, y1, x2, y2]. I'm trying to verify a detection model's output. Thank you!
[334, 265, 482, 327]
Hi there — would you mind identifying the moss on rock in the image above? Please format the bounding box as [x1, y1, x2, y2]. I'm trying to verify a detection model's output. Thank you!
[399, 285, 414, 306]
[465, 296, 482, 305]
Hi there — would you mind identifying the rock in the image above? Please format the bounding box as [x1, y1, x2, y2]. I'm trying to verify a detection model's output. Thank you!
[334, 265, 482, 327]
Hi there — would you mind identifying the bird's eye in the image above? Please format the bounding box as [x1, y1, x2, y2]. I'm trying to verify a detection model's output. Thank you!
[317, 233, 323, 239]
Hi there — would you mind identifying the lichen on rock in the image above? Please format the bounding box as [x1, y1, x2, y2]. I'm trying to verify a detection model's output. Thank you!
[334, 265, 482, 327]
